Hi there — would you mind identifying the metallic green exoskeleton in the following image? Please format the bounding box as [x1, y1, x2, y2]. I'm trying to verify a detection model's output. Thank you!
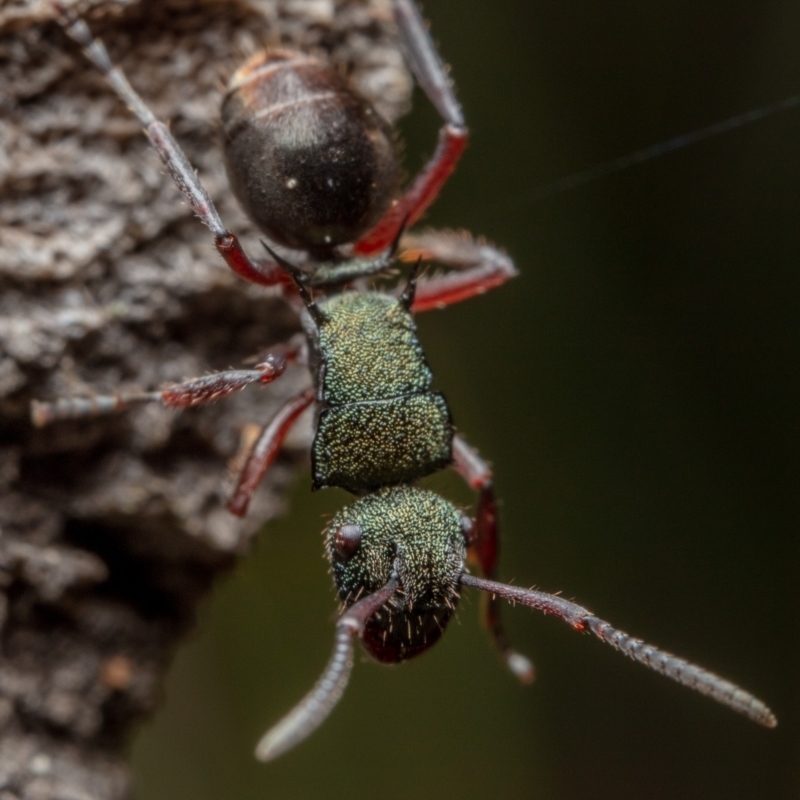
[325, 486, 466, 663]
[48, 2, 778, 766]
[307, 292, 453, 493]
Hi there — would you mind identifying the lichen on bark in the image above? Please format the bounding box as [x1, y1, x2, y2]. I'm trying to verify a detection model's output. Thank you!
[0, 1, 411, 796]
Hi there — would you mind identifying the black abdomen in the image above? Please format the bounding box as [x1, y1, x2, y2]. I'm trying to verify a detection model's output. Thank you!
[221, 50, 399, 251]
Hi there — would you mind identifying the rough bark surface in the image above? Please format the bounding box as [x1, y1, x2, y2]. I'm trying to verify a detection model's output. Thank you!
[0, 1, 411, 797]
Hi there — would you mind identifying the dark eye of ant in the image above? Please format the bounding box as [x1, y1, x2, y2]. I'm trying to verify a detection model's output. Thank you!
[460, 514, 474, 545]
[333, 524, 362, 560]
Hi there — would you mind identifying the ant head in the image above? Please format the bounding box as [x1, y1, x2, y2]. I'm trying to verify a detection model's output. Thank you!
[260, 493, 778, 764]
[325, 486, 467, 663]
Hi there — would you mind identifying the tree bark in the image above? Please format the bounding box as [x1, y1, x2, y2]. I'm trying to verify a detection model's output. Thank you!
[0, 1, 410, 796]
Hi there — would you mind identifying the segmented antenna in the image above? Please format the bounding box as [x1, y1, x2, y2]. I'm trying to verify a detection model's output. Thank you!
[460, 573, 777, 728]
[255, 576, 400, 762]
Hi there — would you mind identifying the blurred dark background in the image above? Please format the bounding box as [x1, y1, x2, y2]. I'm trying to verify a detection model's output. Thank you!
[132, 2, 800, 798]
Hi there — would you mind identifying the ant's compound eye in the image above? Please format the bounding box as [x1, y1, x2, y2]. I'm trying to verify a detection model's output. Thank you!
[460, 514, 474, 545]
[332, 523, 362, 561]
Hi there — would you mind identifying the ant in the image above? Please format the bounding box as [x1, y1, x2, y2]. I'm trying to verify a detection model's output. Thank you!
[37, 0, 776, 762]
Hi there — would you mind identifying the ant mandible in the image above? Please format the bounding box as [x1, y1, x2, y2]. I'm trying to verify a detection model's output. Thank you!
[37, 0, 776, 761]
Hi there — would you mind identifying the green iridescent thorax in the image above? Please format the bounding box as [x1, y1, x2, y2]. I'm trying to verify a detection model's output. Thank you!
[325, 486, 466, 664]
[309, 292, 453, 493]
[316, 292, 432, 405]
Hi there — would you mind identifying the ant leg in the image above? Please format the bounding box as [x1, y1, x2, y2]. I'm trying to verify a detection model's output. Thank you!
[31, 343, 299, 428]
[398, 230, 518, 312]
[452, 435, 535, 683]
[354, 0, 468, 256]
[227, 387, 315, 517]
[393, 0, 465, 126]
[55, 6, 289, 290]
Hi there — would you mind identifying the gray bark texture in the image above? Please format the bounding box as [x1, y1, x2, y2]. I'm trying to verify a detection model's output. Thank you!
[0, 1, 411, 797]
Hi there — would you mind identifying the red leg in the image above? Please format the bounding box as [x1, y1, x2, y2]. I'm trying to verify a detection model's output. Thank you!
[215, 234, 296, 290]
[31, 345, 298, 427]
[354, 126, 468, 256]
[227, 388, 315, 518]
[395, 230, 517, 312]
[56, 7, 290, 291]
[160, 350, 294, 408]
[452, 435, 534, 683]
[355, 0, 469, 255]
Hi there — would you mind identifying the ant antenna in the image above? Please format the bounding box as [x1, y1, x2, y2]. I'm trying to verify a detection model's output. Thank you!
[255, 573, 400, 762]
[460, 573, 777, 728]
[400, 257, 423, 311]
[261, 242, 326, 326]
